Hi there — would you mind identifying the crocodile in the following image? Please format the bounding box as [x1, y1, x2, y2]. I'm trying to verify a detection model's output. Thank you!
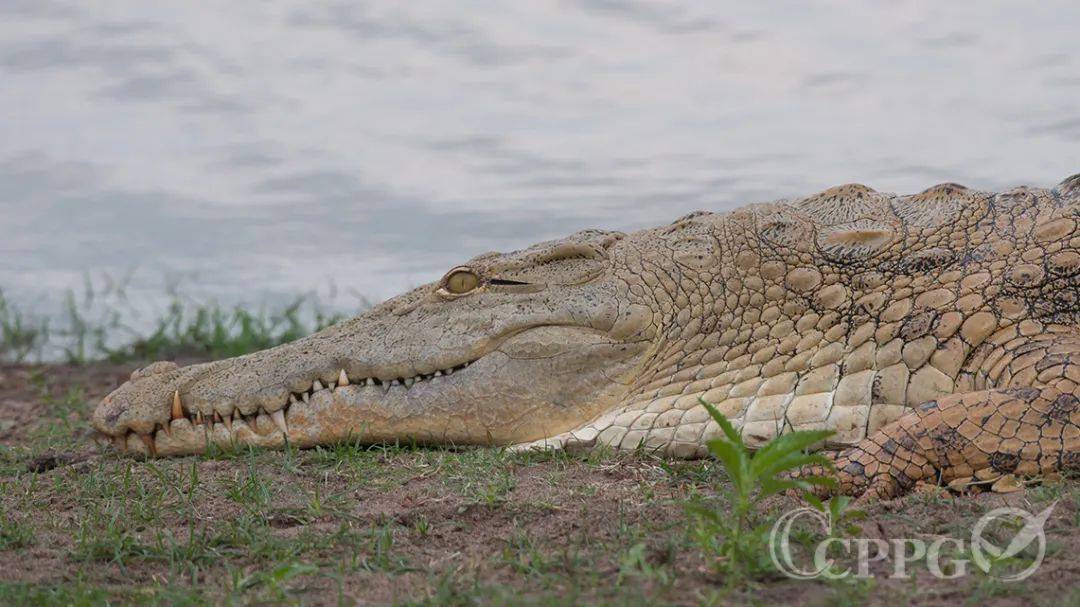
[92, 175, 1080, 499]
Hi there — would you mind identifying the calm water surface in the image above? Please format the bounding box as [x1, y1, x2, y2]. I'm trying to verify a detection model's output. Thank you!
[1, 1, 1078, 323]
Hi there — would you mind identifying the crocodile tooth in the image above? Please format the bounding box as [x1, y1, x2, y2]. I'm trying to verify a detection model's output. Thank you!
[290, 393, 299, 404]
[391, 379, 401, 386]
[338, 369, 350, 386]
[404, 377, 415, 388]
[271, 409, 288, 435]
[223, 412, 233, 432]
[195, 410, 204, 425]
[328, 381, 336, 390]
[172, 391, 183, 420]
[434, 370, 442, 377]
[302, 392, 309, 403]
[158, 422, 171, 438]
[365, 378, 374, 386]
[312, 379, 324, 392]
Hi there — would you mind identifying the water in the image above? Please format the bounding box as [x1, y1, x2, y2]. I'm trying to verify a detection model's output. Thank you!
[2, 1, 1078, 321]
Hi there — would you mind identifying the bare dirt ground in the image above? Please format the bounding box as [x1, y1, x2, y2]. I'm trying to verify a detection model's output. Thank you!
[1, 362, 1078, 606]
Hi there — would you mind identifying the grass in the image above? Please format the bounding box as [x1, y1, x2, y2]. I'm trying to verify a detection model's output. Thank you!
[124, 297, 345, 362]
[0, 375, 723, 605]
[1, 445, 699, 604]
[0, 510, 32, 551]
[0, 281, 354, 365]
[0, 290, 50, 364]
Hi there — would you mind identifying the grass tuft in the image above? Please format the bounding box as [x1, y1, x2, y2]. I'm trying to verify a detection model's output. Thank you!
[0, 281, 357, 364]
[121, 297, 345, 362]
[0, 289, 50, 363]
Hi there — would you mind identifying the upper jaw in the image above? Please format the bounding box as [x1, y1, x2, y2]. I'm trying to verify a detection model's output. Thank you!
[92, 336, 488, 442]
[91, 297, 506, 440]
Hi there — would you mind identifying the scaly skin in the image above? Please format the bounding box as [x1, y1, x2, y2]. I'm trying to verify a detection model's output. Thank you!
[93, 175, 1080, 499]
[796, 332, 1080, 500]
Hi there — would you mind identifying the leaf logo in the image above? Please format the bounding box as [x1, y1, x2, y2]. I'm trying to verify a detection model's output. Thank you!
[970, 502, 1056, 581]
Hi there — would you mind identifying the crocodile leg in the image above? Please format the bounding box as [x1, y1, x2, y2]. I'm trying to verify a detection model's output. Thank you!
[808, 334, 1080, 500]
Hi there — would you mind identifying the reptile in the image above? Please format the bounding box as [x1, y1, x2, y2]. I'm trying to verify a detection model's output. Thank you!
[92, 175, 1080, 499]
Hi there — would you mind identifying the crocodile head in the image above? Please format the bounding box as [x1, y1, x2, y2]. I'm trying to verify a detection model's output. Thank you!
[92, 229, 661, 455]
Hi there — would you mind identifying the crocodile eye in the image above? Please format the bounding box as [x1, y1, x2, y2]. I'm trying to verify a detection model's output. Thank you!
[443, 268, 480, 295]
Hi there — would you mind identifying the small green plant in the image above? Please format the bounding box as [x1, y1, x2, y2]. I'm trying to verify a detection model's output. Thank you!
[686, 398, 837, 583]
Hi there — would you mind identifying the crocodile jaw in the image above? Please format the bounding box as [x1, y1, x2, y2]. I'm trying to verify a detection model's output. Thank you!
[94, 324, 650, 457]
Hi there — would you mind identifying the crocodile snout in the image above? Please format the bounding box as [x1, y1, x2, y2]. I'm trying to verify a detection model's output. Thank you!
[92, 360, 187, 453]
